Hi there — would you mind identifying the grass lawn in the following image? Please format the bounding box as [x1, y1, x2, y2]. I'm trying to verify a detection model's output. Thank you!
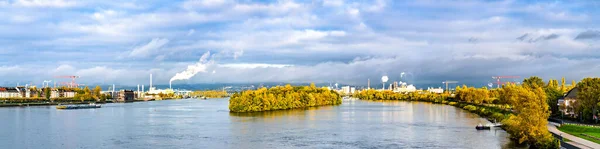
[558, 124, 600, 144]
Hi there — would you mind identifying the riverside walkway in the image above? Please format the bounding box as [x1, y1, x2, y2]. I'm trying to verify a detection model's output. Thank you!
[548, 122, 600, 149]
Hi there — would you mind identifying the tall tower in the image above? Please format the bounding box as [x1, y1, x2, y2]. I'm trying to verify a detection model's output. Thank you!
[368, 79, 370, 89]
[150, 74, 153, 91]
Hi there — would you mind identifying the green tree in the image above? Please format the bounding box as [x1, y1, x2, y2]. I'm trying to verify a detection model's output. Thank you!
[44, 87, 51, 101]
[523, 76, 545, 89]
[576, 78, 600, 123]
[560, 77, 566, 92]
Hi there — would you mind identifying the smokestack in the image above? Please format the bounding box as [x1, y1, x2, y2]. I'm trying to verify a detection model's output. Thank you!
[113, 84, 115, 92]
[150, 74, 153, 90]
[368, 79, 370, 90]
[142, 85, 144, 93]
[137, 84, 140, 98]
[170, 81, 172, 90]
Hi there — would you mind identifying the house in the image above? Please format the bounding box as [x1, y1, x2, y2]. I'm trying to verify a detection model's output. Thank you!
[63, 91, 76, 98]
[116, 90, 134, 102]
[51, 90, 60, 98]
[0, 87, 21, 98]
[558, 88, 578, 116]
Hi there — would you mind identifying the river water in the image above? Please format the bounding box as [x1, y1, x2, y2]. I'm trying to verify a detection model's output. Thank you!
[0, 98, 522, 149]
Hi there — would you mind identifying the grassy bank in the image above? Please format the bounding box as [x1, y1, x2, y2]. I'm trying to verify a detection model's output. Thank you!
[558, 124, 600, 144]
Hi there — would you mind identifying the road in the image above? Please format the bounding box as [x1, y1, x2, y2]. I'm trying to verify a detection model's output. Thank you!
[548, 122, 600, 149]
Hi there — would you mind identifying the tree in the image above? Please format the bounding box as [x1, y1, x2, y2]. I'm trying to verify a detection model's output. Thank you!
[560, 77, 566, 92]
[93, 86, 102, 100]
[544, 85, 563, 116]
[44, 87, 51, 101]
[523, 76, 545, 89]
[576, 78, 600, 123]
[502, 86, 555, 148]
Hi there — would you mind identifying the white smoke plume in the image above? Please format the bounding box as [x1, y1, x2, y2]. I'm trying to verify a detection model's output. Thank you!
[169, 51, 213, 88]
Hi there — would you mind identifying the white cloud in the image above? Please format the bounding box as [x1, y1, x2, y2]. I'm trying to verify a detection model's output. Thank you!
[182, 0, 229, 9]
[219, 63, 292, 69]
[13, 0, 77, 8]
[323, 0, 344, 7]
[129, 38, 170, 58]
[10, 15, 35, 23]
[187, 29, 195, 36]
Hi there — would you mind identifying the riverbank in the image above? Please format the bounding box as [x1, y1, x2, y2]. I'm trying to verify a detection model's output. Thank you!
[0, 101, 109, 107]
[0, 97, 187, 108]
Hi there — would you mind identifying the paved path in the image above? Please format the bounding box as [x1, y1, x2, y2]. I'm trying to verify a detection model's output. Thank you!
[548, 122, 600, 149]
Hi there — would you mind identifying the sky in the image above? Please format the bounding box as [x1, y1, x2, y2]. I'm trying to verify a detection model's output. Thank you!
[1, 0, 600, 88]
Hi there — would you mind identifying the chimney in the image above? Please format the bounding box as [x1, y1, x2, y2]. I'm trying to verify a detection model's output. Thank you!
[150, 74, 153, 90]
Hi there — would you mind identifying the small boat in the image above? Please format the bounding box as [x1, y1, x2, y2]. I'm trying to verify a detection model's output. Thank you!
[56, 103, 101, 110]
[476, 123, 491, 130]
[492, 119, 503, 127]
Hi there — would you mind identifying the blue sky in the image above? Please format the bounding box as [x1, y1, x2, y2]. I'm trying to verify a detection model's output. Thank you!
[1, 0, 600, 87]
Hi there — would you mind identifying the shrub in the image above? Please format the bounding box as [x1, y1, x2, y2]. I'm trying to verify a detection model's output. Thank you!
[463, 105, 477, 112]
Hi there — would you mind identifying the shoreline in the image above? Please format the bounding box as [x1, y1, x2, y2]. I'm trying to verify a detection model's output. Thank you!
[0, 98, 188, 108]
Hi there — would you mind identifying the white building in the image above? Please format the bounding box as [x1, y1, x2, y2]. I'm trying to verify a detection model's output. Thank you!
[427, 87, 444, 94]
[51, 90, 60, 98]
[0, 87, 21, 98]
[392, 83, 417, 93]
[340, 86, 356, 95]
[63, 92, 76, 98]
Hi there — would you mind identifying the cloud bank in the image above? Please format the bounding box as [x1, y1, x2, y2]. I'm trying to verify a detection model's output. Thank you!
[0, 0, 599, 88]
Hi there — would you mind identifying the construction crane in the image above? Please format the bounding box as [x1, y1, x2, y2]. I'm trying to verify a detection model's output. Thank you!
[42, 80, 52, 88]
[442, 81, 458, 93]
[492, 76, 520, 88]
[55, 76, 80, 88]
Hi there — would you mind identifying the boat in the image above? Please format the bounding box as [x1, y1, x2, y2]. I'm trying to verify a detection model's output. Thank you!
[56, 103, 101, 110]
[476, 123, 491, 130]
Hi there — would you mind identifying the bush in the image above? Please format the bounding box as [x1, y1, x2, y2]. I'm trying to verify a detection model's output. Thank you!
[491, 112, 506, 122]
[463, 105, 477, 112]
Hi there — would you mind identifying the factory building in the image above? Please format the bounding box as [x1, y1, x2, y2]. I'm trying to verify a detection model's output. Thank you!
[116, 90, 135, 102]
[341, 86, 356, 95]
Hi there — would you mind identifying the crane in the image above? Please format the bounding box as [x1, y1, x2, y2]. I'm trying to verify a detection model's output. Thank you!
[492, 76, 520, 88]
[442, 81, 458, 93]
[43, 80, 52, 88]
[55, 76, 80, 88]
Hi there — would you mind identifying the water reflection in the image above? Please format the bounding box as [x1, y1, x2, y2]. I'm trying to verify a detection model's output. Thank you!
[0, 98, 524, 149]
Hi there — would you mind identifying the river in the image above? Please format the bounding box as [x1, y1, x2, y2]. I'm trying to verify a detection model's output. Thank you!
[0, 98, 523, 149]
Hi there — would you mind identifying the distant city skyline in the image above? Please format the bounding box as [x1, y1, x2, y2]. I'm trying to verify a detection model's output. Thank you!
[1, 0, 599, 86]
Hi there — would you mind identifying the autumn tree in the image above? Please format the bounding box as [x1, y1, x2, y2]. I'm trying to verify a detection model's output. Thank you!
[502, 85, 556, 148]
[523, 76, 545, 89]
[93, 86, 102, 100]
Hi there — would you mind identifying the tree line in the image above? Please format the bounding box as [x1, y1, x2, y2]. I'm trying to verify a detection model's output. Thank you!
[353, 76, 585, 148]
[192, 90, 228, 98]
[229, 83, 342, 112]
[1, 86, 109, 103]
